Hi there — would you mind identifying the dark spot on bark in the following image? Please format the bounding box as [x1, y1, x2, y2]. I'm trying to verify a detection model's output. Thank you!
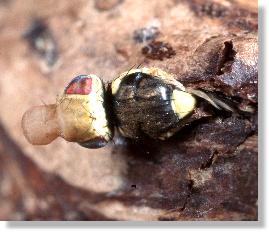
[94, 0, 123, 11]
[0, 0, 12, 6]
[190, 0, 228, 18]
[133, 27, 160, 43]
[23, 19, 58, 67]
[131, 184, 136, 188]
[185, 0, 257, 32]
[142, 40, 176, 60]
[228, 10, 258, 32]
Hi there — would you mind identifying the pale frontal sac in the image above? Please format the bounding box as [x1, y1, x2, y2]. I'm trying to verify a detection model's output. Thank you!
[58, 74, 112, 148]
[111, 68, 196, 140]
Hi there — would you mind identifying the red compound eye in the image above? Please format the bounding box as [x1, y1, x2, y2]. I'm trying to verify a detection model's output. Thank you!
[65, 76, 92, 95]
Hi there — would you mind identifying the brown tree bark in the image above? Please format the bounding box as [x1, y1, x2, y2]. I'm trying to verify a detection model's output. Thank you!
[0, 0, 257, 220]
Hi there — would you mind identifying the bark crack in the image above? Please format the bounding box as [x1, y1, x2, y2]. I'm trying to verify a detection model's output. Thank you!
[180, 174, 194, 212]
[200, 151, 218, 169]
[217, 41, 236, 75]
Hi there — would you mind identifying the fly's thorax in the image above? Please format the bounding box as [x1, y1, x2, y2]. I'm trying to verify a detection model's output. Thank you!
[111, 67, 185, 95]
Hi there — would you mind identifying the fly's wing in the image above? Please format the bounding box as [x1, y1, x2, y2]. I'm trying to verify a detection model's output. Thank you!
[186, 88, 235, 112]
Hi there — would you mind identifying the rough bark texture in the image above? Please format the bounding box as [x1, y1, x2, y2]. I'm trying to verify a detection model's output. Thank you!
[0, 0, 258, 220]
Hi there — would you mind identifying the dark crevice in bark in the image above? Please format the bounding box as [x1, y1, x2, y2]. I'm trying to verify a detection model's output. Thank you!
[217, 41, 236, 75]
[180, 176, 194, 212]
[200, 150, 218, 169]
